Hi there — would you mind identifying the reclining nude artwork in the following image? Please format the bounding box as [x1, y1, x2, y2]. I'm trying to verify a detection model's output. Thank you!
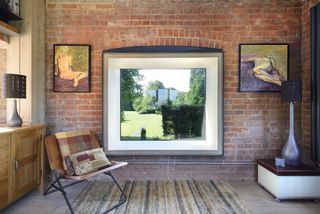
[54, 45, 90, 92]
[241, 55, 285, 86]
[239, 44, 288, 92]
[55, 54, 88, 87]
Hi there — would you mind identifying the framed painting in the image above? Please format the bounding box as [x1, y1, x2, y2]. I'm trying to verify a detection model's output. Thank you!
[239, 44, 289, 92]
[54, 44, 91, 92]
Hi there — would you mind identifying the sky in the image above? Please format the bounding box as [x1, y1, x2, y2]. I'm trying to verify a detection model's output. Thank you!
[139, 69, 191, 92]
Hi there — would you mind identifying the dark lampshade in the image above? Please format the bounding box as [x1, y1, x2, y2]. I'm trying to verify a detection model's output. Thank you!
[281, 80, 302, 103]
[2, 74, 26, 99]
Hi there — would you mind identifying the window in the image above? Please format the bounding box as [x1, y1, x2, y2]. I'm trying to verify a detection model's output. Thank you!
[120, 68, 206, 141]
[103, 47, 223, 155]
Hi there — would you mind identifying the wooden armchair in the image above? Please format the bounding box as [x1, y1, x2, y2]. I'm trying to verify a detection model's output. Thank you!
[43, 132, 127, 214]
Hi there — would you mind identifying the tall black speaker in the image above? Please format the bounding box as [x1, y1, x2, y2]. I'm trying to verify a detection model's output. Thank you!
[311, 3, 320, 163]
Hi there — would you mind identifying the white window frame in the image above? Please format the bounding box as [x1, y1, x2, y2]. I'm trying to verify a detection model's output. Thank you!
[103, 52, 223, 155]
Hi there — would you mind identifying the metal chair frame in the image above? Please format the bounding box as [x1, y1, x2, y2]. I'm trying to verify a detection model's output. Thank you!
[43, 170, 127, 214]
[43, 132, 127, 214]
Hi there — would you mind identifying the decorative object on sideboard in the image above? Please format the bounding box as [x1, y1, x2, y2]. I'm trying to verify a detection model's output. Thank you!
[311, 3, 320, 166]
[0, 0, 21, 37]
[239, 43, 289, 92]
[0, 0, 21, 23]
[281, 80, 302, 166]
[0, 0, 9, 10]
[6, 0, 13, 11]
[275, 157, 285, 168]
[2, 0, 19, 16]
[11, 0, 19, 16]
[2, 73, 26, 127]
[53, 44, 91, 93]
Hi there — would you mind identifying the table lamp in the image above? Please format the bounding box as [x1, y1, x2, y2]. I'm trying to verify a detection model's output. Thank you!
[2, 73, 26, 127]
[281, 80, 302, 166]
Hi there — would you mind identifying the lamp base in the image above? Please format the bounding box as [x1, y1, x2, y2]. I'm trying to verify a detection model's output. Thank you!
[7, 99, 22, 127]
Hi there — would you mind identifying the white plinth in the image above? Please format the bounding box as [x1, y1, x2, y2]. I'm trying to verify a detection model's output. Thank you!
[257, 165, 320, 200]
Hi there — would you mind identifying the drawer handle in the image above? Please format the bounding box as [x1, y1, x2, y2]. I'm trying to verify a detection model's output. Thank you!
[15, 159, 19, 170]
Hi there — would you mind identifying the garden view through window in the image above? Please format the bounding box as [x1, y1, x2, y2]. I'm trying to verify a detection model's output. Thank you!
[120, 68, 206, 141]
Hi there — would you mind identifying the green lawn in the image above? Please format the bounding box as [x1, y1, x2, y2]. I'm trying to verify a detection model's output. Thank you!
[121, 111, 173, 140]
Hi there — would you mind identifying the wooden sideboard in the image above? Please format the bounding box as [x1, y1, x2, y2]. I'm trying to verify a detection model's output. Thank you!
[0, 124, 47, 209]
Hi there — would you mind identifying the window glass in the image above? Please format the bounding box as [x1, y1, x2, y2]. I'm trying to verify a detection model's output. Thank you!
[120, 68, 206, 141]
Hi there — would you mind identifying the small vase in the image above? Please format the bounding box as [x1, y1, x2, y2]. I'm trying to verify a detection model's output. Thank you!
[281, 102, 301, 166]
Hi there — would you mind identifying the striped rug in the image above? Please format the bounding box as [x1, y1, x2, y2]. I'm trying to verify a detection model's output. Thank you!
[70, 180, 252, 214]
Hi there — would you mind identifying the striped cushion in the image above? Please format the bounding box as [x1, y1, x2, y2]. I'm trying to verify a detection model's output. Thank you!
[55, 130, 97, 171]
[65, 148, 111, 176]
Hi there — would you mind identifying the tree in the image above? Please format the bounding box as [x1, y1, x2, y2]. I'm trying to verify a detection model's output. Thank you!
[120, 69, 143, 121]
[187, 68, 206, 105]
[133, 96, 143, 113]
[173, 92, 188, 106]
[146, 80, 165, 90]
[133, 95, 157, 114]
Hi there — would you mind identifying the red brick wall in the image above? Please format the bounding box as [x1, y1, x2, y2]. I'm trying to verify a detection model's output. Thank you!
[301, 0, 320, 163]
[0, 48, 7, 124]
[46, 0, 302, 179]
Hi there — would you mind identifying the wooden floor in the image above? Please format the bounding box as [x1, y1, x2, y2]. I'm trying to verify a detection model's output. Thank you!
[1, 180, 320, 214]
[230, 181, 320, 214]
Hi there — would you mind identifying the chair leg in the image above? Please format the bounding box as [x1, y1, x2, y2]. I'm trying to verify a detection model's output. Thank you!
[55, 173, 75, 214]
[103, 172, 127, 213]
[43, 178, 59, 196]
[43, 171, 126, 213]
[43, 171, 87, 195]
